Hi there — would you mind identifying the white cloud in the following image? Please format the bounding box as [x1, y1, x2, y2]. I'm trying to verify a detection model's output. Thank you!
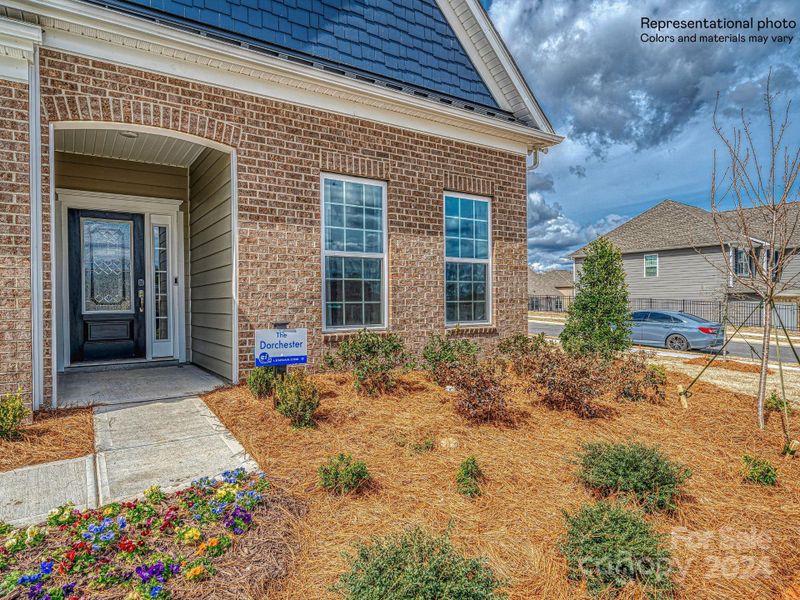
[527, 193, 628, 269]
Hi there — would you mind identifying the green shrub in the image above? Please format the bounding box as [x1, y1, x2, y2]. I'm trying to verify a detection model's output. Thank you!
[274, 371, 320, 428]
[576, 441, 691, 512]
[0, 389, 27, 440]
[448, 361, 511, 424]
[456, 456, 483, 498]
[742, 454, 778, 486]
[319, 453, 370, 494]
[422, 333, 479, 386]
[561, 238, 631, 358]
[497, 333, 546, 375]
[247, 367, 278, 400]
[560, 502, 675, 598]
[333, 525, 506, 599]
[0, 521, 11, 536]
[324, 330, 412, 395]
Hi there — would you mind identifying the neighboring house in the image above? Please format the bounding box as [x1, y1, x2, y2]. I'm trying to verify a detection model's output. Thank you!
[528, 268, 574, 297]
[0, 0, 562, 412]
[570, 200, 800, 302]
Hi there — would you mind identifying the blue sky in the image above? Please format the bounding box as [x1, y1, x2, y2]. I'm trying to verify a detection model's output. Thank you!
[481, 0, 800, 270]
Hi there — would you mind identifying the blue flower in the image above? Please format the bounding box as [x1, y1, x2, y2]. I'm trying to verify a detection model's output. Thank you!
[92, 543, 101, 552]
[117, 516, 127, 530]
[149, 585, 162, 598]
[100, 531, 115, 542]
[39, 561, 54, 575]
[17, 573, 42, 585]
[81, 532, 94, 540]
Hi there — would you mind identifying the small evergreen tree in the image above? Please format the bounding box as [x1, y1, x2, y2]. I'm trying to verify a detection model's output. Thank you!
[560, 237, 630, 357]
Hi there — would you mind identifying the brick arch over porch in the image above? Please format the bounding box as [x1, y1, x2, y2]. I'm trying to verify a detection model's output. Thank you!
[41, 97, 243, 149]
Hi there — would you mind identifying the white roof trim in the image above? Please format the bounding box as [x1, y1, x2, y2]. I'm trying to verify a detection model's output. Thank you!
[0, 15, 41, 60]
[436, 0, 556, 135]
[4, 0, 562, 150]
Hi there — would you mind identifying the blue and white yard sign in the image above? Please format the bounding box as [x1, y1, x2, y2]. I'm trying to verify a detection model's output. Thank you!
[254, 328, 308, 367]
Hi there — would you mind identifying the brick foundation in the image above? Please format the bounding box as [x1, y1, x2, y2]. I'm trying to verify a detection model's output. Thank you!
[35, 49, 527, 404]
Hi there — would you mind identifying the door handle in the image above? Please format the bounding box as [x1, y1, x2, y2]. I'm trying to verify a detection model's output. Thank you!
[138, 289, 144, 313]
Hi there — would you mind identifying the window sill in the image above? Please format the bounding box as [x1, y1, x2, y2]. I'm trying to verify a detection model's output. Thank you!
[322, 328, 389, 343]
[444, 324, 497, 335]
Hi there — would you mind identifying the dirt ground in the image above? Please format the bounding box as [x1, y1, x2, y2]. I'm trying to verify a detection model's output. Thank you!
[0, 407, 94, 472]
[203, 370, 800, 600]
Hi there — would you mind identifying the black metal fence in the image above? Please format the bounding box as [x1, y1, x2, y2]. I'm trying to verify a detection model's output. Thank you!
[528, 295, 799, 331]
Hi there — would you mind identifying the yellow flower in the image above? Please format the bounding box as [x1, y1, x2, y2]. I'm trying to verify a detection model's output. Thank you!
[179, 527, 202, 543]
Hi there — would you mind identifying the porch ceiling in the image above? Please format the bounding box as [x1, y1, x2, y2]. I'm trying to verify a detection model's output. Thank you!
[54, 127, 205, 168]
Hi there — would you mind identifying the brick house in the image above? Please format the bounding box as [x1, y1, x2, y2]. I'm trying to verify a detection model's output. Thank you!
[0, 0, 561, 411]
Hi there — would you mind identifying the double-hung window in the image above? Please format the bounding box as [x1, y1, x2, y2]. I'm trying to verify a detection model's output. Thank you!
[444, 193, 491, 325]
[643, 254, 658, 278]
[321, 174, 387, 330]
[734, 247, 752, 277]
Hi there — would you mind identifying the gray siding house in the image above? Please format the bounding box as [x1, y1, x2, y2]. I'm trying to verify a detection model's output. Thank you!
[570, 200, 800, 302]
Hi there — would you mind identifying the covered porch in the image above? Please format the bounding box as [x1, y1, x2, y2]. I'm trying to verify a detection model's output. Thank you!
[51, 124, 238, 407]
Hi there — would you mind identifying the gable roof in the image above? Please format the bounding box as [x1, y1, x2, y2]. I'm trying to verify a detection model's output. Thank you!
[570, 200, 800, 258]
[528, 268, 574, 296]
[68, 0, 555, 134]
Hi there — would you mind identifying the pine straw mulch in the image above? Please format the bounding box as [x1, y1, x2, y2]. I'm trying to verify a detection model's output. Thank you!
[0, 408, 94, 472]
[685, 357, 774, 375]
[202, 370, 800, 600]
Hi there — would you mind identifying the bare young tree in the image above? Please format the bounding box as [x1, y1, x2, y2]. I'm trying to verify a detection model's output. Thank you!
[709, 71, 800, 428]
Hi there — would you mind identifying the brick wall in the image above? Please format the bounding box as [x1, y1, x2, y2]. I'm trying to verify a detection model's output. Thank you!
[0, 79, 32, 408]
[38, 49, 527, 399]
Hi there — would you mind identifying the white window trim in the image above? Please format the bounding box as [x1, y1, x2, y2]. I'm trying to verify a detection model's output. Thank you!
[320, 173, 389, 332]
[733, 247, 751, 277]
[643, 254, 658, 278]
[443, 191, 493, 327]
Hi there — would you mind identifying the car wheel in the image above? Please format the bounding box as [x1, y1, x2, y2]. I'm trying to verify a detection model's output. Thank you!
[666, 334, 689, 351]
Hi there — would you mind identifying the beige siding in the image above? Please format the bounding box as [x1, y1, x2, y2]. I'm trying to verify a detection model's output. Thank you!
[188, 148, 233, 380]
[55, 152, 187, 200]
[575, 247, 729, 300]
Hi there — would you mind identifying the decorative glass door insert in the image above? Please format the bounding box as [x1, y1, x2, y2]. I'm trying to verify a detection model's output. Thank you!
[82, 218, 133, 313]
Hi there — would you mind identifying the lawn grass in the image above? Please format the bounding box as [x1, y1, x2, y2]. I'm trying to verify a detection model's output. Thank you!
[0, 408, 94, 473]
[203, 369, 800, 599]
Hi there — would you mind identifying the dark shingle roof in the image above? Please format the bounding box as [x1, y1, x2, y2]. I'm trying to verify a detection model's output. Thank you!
[571, 200, 800, 258]
[85, 0, 500, 109]
[528, 268, 574, 296]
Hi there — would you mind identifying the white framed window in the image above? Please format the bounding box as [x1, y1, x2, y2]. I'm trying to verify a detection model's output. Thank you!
[734, 247, 752, 277]
[643, 254, 658, 278]
[321, 173, 388, 331]
[444, 192, 491, 325]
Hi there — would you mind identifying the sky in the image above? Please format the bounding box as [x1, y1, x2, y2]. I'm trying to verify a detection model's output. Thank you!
[482, 0, 800, 270]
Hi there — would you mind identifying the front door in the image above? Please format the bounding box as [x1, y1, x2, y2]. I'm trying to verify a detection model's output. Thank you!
[68, 209, 146, 362]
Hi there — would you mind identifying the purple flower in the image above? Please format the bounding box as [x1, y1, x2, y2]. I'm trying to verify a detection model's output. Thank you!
[136, 561, 166, 584]
[27, 582, 43, 599]
[169, 563, 181, 575]
[62, 583, 76, 595]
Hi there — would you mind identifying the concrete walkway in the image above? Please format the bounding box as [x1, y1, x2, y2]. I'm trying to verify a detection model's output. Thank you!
[0, 396, 256, 526]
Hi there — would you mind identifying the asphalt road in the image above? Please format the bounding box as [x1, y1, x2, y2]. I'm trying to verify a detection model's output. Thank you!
[528, 320, 796, 361]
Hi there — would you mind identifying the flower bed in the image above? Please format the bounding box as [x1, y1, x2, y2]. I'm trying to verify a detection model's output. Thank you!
[0, 469, 304, 599]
